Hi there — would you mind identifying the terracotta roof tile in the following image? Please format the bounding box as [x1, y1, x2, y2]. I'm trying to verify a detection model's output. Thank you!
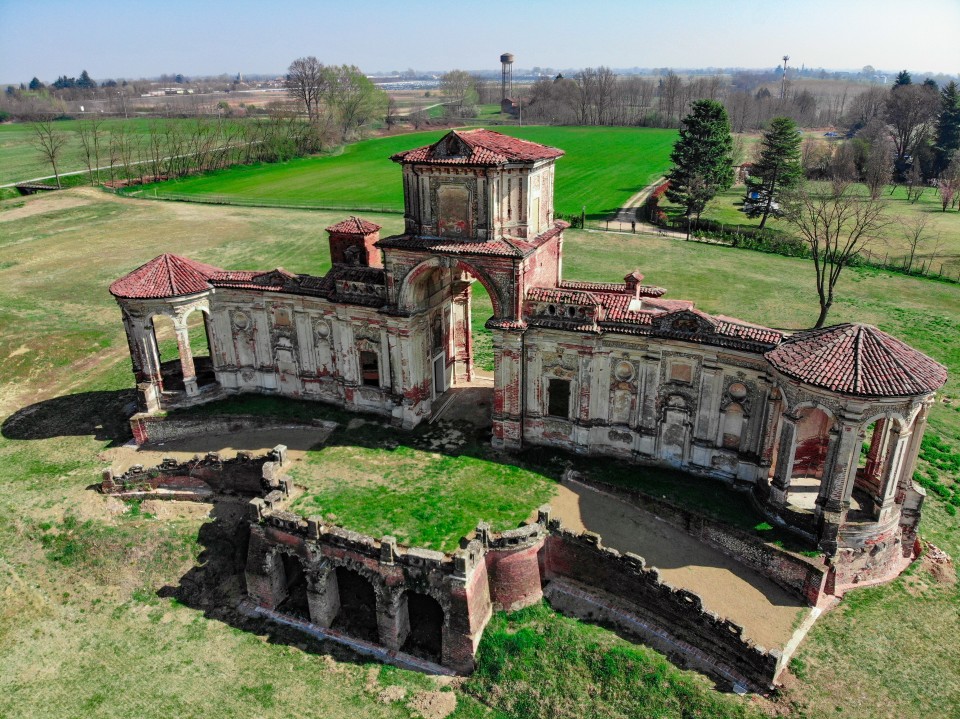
[765, 323, 947, 397]
[325, 216, 381, 235]
[391, 129, 564, 166]
[558, 280, 667, 298]
[110, 254, 222, 299]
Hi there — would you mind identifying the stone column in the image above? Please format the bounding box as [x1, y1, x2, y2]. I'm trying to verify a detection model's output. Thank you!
[896, 400, 931, 496]
[376, 590, 410, 651]
[862, 419, 888, 490]
[876, 424, 909, 524]
[174, 318, 199, 396]
[769, 416, 798, 507]
[491, 327, 524, 450]
[815, 417, 863, 553]
[306, 563, 340, 628]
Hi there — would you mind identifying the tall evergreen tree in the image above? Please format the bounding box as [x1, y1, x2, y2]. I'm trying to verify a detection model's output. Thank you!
[744, 117, 803, 229]
[28, 77, 43, 91]
[934, 81, 960, 175]
[894, 70, 912, 86]
[77, 70, 96, 89]
[665, 99, 734, 237]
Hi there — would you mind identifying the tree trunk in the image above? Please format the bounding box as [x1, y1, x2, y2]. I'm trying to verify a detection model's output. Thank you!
[814, 301, 831, 328]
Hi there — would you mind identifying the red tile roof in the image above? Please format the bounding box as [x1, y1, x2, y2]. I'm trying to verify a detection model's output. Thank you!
[110, 254, 222, 299]
[325, 216, 382, 235]
[765, 323, 947, 397]
[377, 221, 569, 259]
[391, 129, 564, 166]
[209, 268, 298, 292]
[559, 280, 667, 298]
[524, 287, 782, 351]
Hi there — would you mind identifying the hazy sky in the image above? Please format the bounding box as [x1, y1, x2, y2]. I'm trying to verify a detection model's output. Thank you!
[1, 0, 957, 83]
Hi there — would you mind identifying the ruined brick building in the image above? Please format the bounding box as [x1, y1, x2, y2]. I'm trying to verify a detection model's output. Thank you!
[111, 128, 946, 603]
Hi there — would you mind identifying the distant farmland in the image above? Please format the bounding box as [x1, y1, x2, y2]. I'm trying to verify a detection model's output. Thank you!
[136, 126, 677, 219]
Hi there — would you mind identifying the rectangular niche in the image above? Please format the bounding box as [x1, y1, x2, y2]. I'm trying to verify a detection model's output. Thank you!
[437, 185, 472, 238]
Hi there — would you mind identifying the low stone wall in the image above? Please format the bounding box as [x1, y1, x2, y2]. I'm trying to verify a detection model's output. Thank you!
[564, 472, 828, 605]
[100, 445, 291, 499]
[541, 523, 780, 690]
[129, 412, 331, 446]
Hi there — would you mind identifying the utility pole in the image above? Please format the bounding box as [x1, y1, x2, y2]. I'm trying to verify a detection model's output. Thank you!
[779, 55, 790, 102]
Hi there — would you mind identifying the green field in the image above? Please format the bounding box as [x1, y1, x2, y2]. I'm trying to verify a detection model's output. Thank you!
[135, 126, 677, 218]
[0, 189, 958, 718]
[0, 117, 225, 186]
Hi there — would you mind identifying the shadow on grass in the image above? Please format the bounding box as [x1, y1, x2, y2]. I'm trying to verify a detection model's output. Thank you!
[2, 389, 136, 445]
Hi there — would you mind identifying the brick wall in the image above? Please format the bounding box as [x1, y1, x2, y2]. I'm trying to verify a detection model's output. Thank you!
[542, 528, 780, 689]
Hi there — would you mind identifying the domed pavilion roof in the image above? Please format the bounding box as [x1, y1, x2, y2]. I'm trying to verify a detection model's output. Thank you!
[109, 254, 222, 299]
[765, 323, 946, 398]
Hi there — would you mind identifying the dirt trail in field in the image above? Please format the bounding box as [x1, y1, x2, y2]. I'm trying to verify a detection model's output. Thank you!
[549, 477, 804, 649]
[0, 192, 95, 222]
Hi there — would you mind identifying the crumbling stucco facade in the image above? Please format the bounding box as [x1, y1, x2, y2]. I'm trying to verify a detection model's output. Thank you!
[111, 128, 946, 576]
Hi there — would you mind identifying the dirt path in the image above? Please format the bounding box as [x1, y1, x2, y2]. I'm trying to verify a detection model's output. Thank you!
[549, 478, 804, 649]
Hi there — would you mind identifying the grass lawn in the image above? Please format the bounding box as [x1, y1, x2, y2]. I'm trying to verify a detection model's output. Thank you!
[661, 182, 960, 277]
[0, 188, 958, 718]
[289, 421, 556, 552]
[135, 126, 677, 218]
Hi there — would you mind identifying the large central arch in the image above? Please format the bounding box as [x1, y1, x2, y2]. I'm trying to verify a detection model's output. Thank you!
[395, 255, 507, 321]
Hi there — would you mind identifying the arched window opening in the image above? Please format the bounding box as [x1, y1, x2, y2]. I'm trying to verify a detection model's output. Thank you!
[151, 314, 183, 392]
[787, 407, 832, 511]
[186, 311, 215, 388]
[276, 553, 310, 620]
[401, 592, 443, 661]
[332, 567, 379, 642]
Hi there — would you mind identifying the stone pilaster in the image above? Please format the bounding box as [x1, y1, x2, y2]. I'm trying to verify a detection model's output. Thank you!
[769, 416, 797, 507]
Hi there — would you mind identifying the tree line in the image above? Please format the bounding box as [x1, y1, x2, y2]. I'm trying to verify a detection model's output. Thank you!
[30, 112, 332, 189]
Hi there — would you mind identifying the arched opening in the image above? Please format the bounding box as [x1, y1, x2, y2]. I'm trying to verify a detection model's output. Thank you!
[151, 314, 183, 392]
[276, 553, 310, 619]
[786, 407, 833, 510]
[185, 309, 216, 389]
[332, 567, 379, 642]
[149, 310, 215, 394]
[401, 592, 444, 661]
[852, 417, 903, 521]
[398, 258, 501, 431]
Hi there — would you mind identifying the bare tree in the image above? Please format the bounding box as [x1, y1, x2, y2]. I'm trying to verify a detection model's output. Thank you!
[886, 83, 939, 175]
[75, 116, 104, 186]
[900, 214, 940, 272]
[782, 182, 891, 327]
[285, 56, 327, 123]
[32, 120, 68, 188]
[863, 132, 894, 199]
